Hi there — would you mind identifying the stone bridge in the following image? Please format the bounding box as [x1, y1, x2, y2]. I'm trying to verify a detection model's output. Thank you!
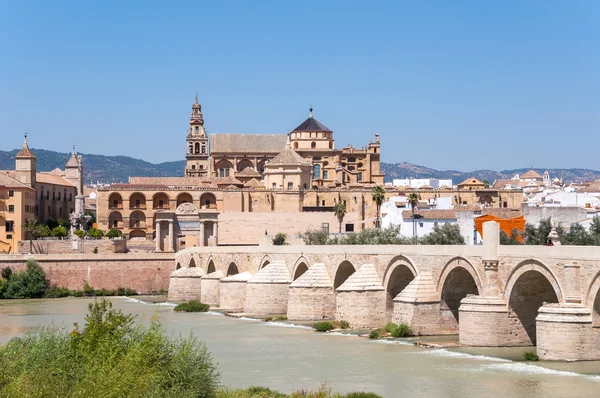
[172, 223, 600, 361]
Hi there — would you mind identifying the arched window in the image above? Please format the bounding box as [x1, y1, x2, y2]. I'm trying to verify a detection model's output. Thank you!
[294, 142, 298, 149]
[313, 164, 321, 178]
[195, 126, 199, 134]
[189, 145, 193, 154]
[195, 143, 200, 154]
[202, 146, 206, 154]
[311, 142, 316, 149]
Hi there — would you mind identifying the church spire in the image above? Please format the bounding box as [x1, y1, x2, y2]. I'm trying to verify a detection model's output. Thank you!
[16, 132, 35, 158]
[190, 94, 204, 126]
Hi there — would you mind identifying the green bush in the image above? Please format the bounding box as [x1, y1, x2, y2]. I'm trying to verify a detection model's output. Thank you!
[272, 233, 288, 246]
[51, 225, 68, 238]
[384, 322, 398, 333]
[2, 259, 49, 299]
[116, 287, 137, 296]
[523, 351, 539, 361]
[368, 330, 380, 339]
[313, 321, 335, 332]
[345, 393, 384, 398]
[174, 301, 210, 312]
[1, 266, 12, 280]
[274, 316, 287, 321]
[106, 229, 122, 239]
[93, 247, 98, 254]
[0, 298, 220, 397]
[44, 285, 70, 298]
[88, 227, 103, 239]
[263, 317, 273, 322]
[390, 323, 412, 338]
[339, 320, 350, 329]
[73, 229, 86, 238]
[83, 281, 94, 296]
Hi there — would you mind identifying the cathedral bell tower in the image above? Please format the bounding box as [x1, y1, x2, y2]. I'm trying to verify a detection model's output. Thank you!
[185, 94, 209, 177]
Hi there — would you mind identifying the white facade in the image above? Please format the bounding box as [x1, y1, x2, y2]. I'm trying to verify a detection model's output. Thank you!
[392, 178, 453, 189]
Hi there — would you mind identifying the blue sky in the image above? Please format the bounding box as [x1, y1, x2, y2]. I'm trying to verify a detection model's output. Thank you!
[1, 1, 598, 171]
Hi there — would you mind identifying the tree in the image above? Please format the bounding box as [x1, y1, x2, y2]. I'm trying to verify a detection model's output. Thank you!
[407, 192, 419, 243]
[272, 233, 287, 246]
[23, 218, 42, 254]
[106, 229, 122, 239]
[371, 186, 385, 229]
[419, 223, 465, 245]
[482, 178, 490, 188]
[333, 201, 347, 233]
[89, 228, 103, 239]
[561, 223, 597, 246]
[500, 228, 521, 245]
[52, 225, 68, 239]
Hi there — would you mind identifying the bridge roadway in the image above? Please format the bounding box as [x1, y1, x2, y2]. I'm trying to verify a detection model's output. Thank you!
[174, 222, 600, 361]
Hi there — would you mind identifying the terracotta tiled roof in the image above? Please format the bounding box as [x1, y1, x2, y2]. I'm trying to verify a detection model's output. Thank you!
[0, 173, 34, 189]
[458, 177, 485, 186]
[244, 178, 264, 188]
[110, 184, 169, 190]
[216, 176, 243, 186]
[210, 134, 287, 154]
[36, 173, 76, 187]
[520, 169, 543, 179]
[16, 139, 35, 158]
[492, 179, 525, 189]
[65, 153, 79, 167]
[401, 209, 457, 220]
[269, 147, 311, 166]
[482, 208, 523, 219]
[235, 167, 262, 178]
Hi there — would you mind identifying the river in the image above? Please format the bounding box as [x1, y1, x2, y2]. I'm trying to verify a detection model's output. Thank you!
[1, 297, 600, 397]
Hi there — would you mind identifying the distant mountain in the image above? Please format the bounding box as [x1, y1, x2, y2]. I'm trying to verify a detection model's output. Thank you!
[1, 148, 599, 184]
[0, 149, 185, 183]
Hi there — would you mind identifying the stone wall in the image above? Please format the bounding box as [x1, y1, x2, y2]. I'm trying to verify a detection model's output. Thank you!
[17, 239, 155, 254]
[0, 253, 174, 293]
[336, 290, 386, 329]
[287, 287, 336, 321]
[244, 283, 290, 315]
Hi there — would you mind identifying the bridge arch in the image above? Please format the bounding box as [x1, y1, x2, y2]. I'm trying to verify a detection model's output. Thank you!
[292, 257, 310, 280]
[227, 262, 239, 276]
[206, 257, 216, 274]
[437, 257, 482, 328]
[258, 255, 272, 271]
[586, 270, 600, 327]
[334, 260, 356, 290]
[504, 259, 562, 345]
[176, 262, 181, 270]
[189, 257, 196, 268]
[383, 255, 417, 319]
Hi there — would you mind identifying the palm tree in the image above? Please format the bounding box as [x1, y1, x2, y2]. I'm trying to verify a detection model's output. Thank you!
[407, 192, 419, 243]
[333, 201, 347, 233]
[24, 218, 41, 254]
[371, 185, 385, 229]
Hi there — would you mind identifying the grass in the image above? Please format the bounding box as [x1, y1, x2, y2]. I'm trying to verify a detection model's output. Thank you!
[274, 316, 288, 321]
[313, 322, 335, 332]
[339, 320, 350, 329]
[368, 330, 380, 339]
[216, 386, 383, 398]
[174, 301, 210, 312]
[523, 351, 539, 361]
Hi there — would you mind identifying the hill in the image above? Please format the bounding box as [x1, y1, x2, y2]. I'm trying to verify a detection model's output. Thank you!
[1, 148, 599, 184]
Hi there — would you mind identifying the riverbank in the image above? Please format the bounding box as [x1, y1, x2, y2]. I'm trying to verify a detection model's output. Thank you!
[1, 297, 600, 397]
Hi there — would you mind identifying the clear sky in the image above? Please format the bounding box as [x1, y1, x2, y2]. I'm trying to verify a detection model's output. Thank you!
[1, 1, 598, 171]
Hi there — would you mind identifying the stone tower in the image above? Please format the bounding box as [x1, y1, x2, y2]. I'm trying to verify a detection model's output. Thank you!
[65, 145, 84, 195]
[14, 134, 36, 188]
[185, 94, 209, 177]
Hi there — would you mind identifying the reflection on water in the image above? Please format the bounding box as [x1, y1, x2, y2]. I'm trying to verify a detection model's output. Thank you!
[1, 297, 600, 397]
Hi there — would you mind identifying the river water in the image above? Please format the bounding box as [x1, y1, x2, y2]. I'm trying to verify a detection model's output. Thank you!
[1, 297, 600, 397]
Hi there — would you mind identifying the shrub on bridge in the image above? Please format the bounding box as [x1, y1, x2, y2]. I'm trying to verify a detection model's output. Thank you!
[272, 233, 288, 246]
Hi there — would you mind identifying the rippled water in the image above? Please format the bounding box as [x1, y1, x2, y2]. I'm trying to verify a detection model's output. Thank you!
[1, 297, 600, 397]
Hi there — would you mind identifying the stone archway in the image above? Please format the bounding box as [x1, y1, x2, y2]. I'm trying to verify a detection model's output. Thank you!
[237, 159, 254, 172]
[207, 259, 216, 274]
[189, 257, 196, 268]
[334, 261, 356, 290]
[507, 268, 560, 345]
[439, 267, 479, 330]
[586, 271, 600, 327]
[176, 263, 181, 270]
[199, 193, 217, 210]
[227, 262, 239, 276]
[293, 262, 309, 280]
[176, 193, 193, 207]
[383, 256, 417, 320]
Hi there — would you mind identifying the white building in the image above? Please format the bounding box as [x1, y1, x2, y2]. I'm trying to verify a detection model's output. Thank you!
[392, 178, 453, 189]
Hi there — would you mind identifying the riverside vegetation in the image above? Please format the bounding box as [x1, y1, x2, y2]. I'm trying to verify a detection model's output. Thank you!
[0, 298, 381, 398]
[0, 259, 136, 299]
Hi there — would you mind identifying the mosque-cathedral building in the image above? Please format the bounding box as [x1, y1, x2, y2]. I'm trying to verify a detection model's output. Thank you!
[94, 97, 522, 250]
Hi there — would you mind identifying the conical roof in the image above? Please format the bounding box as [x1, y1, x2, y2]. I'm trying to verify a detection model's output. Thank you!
[292, 116, 332, 132]
[336, 263, 384, 292]
[66, 152, 79, 167]
[16, 136, 35, 159]
[290, 263, 332, 288]
[221, 271, 253, 282]
[248, 260, 291, 284]
[202, 270, 225, 279]
[170, 267, 206, 278]
[395, 272, 439, 303]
